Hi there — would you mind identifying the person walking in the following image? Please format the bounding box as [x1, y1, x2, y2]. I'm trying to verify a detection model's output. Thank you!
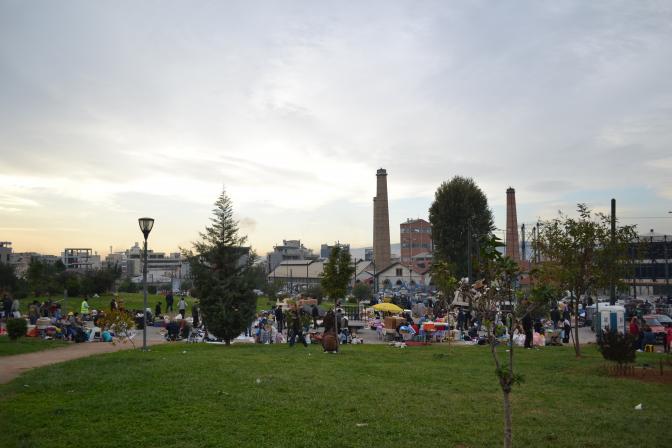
[177, 296, 187, 318]
[165, 291, 174, 313]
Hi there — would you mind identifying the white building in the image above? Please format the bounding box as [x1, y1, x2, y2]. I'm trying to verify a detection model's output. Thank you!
[266, 240, 316, 273]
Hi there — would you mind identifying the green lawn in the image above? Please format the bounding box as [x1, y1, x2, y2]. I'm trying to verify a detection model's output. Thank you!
[0, 344, 668, 447]
[0, 337, 68, 357]
[18, 292, 193, 316]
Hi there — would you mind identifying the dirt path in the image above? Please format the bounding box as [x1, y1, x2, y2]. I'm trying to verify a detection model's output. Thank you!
[0, 339, 166, 385]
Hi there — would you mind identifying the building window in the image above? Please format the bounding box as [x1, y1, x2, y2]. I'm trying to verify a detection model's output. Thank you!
[395, 268, 403, 276]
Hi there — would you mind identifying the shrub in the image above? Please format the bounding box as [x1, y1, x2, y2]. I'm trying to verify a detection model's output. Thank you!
[598, 330, 636, 373]
[7, 318, 28, 340]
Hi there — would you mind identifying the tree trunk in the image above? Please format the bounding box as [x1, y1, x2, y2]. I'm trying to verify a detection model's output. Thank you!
[503, 389, 512, 448]
[225, 339, 231, 346]
[572, 294, 581, 358]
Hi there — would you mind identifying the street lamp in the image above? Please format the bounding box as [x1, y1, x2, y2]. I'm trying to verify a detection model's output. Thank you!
[138, 217, 154, 351]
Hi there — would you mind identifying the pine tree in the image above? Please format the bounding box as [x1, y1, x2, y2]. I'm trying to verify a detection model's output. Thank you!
[320, 246, 355, 301]
[186, 189, 256, 345]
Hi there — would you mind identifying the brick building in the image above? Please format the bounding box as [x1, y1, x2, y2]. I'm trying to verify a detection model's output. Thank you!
[400, 218, 433, 268]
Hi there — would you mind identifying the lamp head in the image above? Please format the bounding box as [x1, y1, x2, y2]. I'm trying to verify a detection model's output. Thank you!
[138, 217, 155, 239]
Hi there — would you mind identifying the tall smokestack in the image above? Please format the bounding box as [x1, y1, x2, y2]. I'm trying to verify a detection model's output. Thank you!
[505, 187, 521, 261]
[373, 168, 391, 268]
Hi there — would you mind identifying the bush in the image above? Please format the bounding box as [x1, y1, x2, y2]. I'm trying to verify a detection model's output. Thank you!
[598, 330, 636, 370]
[7, 318, 28, 340]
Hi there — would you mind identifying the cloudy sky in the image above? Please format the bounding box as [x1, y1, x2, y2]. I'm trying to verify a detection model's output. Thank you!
[1, 0, 671, 257]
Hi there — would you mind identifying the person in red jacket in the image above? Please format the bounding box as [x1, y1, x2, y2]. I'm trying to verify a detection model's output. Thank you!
[628, 317, 640, 350]
[665, 326, 672, 354]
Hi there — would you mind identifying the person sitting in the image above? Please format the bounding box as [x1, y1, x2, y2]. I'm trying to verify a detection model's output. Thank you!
[642, 326, 656, 349]
[166, 320, 180, 341]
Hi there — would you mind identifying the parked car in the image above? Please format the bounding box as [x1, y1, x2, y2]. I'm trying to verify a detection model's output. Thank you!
[642, 315, 667, 344]
[646, 313, 672, 328]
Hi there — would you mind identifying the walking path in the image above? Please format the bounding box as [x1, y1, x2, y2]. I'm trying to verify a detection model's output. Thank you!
[0, 330, 167, 385]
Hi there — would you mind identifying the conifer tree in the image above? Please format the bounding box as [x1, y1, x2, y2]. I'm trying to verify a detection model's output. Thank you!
[186, 189, 256, 345]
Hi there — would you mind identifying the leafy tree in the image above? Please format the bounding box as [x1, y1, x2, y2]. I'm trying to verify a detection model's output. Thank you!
[304, 284, 324, 302]
[534, 204, 638, 357]
[186, 189, 257, 345]
[118, 278, 139, 293]
[0, 262, 17, 294]
[430, 260, 458, 311]
[352, 282, 371, 301]
[429, 176, 494, 279]
[320, 246, 355, 301]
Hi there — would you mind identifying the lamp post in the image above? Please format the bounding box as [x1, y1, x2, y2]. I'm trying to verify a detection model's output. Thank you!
[138, 217, 154, 351]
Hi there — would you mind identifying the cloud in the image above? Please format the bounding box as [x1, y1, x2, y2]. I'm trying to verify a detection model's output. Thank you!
[0, 0, 671, 253]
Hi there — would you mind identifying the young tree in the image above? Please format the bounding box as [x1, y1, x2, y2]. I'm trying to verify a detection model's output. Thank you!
[429, 176, 494, 278]
[185, 189, 257, 345]
[534, 204, 637, 357]
[472, 235, 547, 448]
[320, 246, 355, 301]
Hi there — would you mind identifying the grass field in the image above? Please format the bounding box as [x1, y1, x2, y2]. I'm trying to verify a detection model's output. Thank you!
[0, 344, 668, 448]
[17, 292, 191, 316]
[0, 337, 68, 357]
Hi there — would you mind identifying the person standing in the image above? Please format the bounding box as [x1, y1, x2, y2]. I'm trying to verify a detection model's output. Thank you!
[110, 297, 118, 312]
[550, 307, 561, 330]
[192, 301, 200, 328]
[2, 294, 12, 320]
[562, 317, 571, 344]
[522, 313, 533, 349]
[80, 298, 90, 321]
[11, 296, 21, 318]
[311, 304, 319, 329]
[274, 305, 284, 333]
[155, 301, 162, 318]
[628, 317, 640, 350]
[177, 296, 187, 318]
[165, 291, 174, 313]
[28, 301, 40, 325]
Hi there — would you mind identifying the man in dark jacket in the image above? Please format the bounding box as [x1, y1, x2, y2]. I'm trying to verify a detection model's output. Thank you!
[274, 306, 284, 333]
[165, 291, 174, 313]
[522, 313, 533, 349]
[311, 305, 319, 329]
[3, 294, 13, 320]
[550, 307, 561, 329]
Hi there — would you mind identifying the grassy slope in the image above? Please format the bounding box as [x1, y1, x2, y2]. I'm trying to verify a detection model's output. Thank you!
[0, 337, 68, 357]
[18, 292, 189, 315]
[0, 345, 668, 448]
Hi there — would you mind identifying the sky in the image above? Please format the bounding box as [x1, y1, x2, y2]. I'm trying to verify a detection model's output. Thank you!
[1, 0, 671, 257]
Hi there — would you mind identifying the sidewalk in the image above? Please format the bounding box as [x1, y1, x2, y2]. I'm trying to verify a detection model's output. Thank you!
[0, 329, 167, 385]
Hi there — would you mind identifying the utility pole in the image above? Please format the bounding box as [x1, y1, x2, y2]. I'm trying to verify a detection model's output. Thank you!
[610, 199, 616, 305]
[521, 223, 526, 262]
[467, 217, 473, 284]
[664, 235, 669, 299]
